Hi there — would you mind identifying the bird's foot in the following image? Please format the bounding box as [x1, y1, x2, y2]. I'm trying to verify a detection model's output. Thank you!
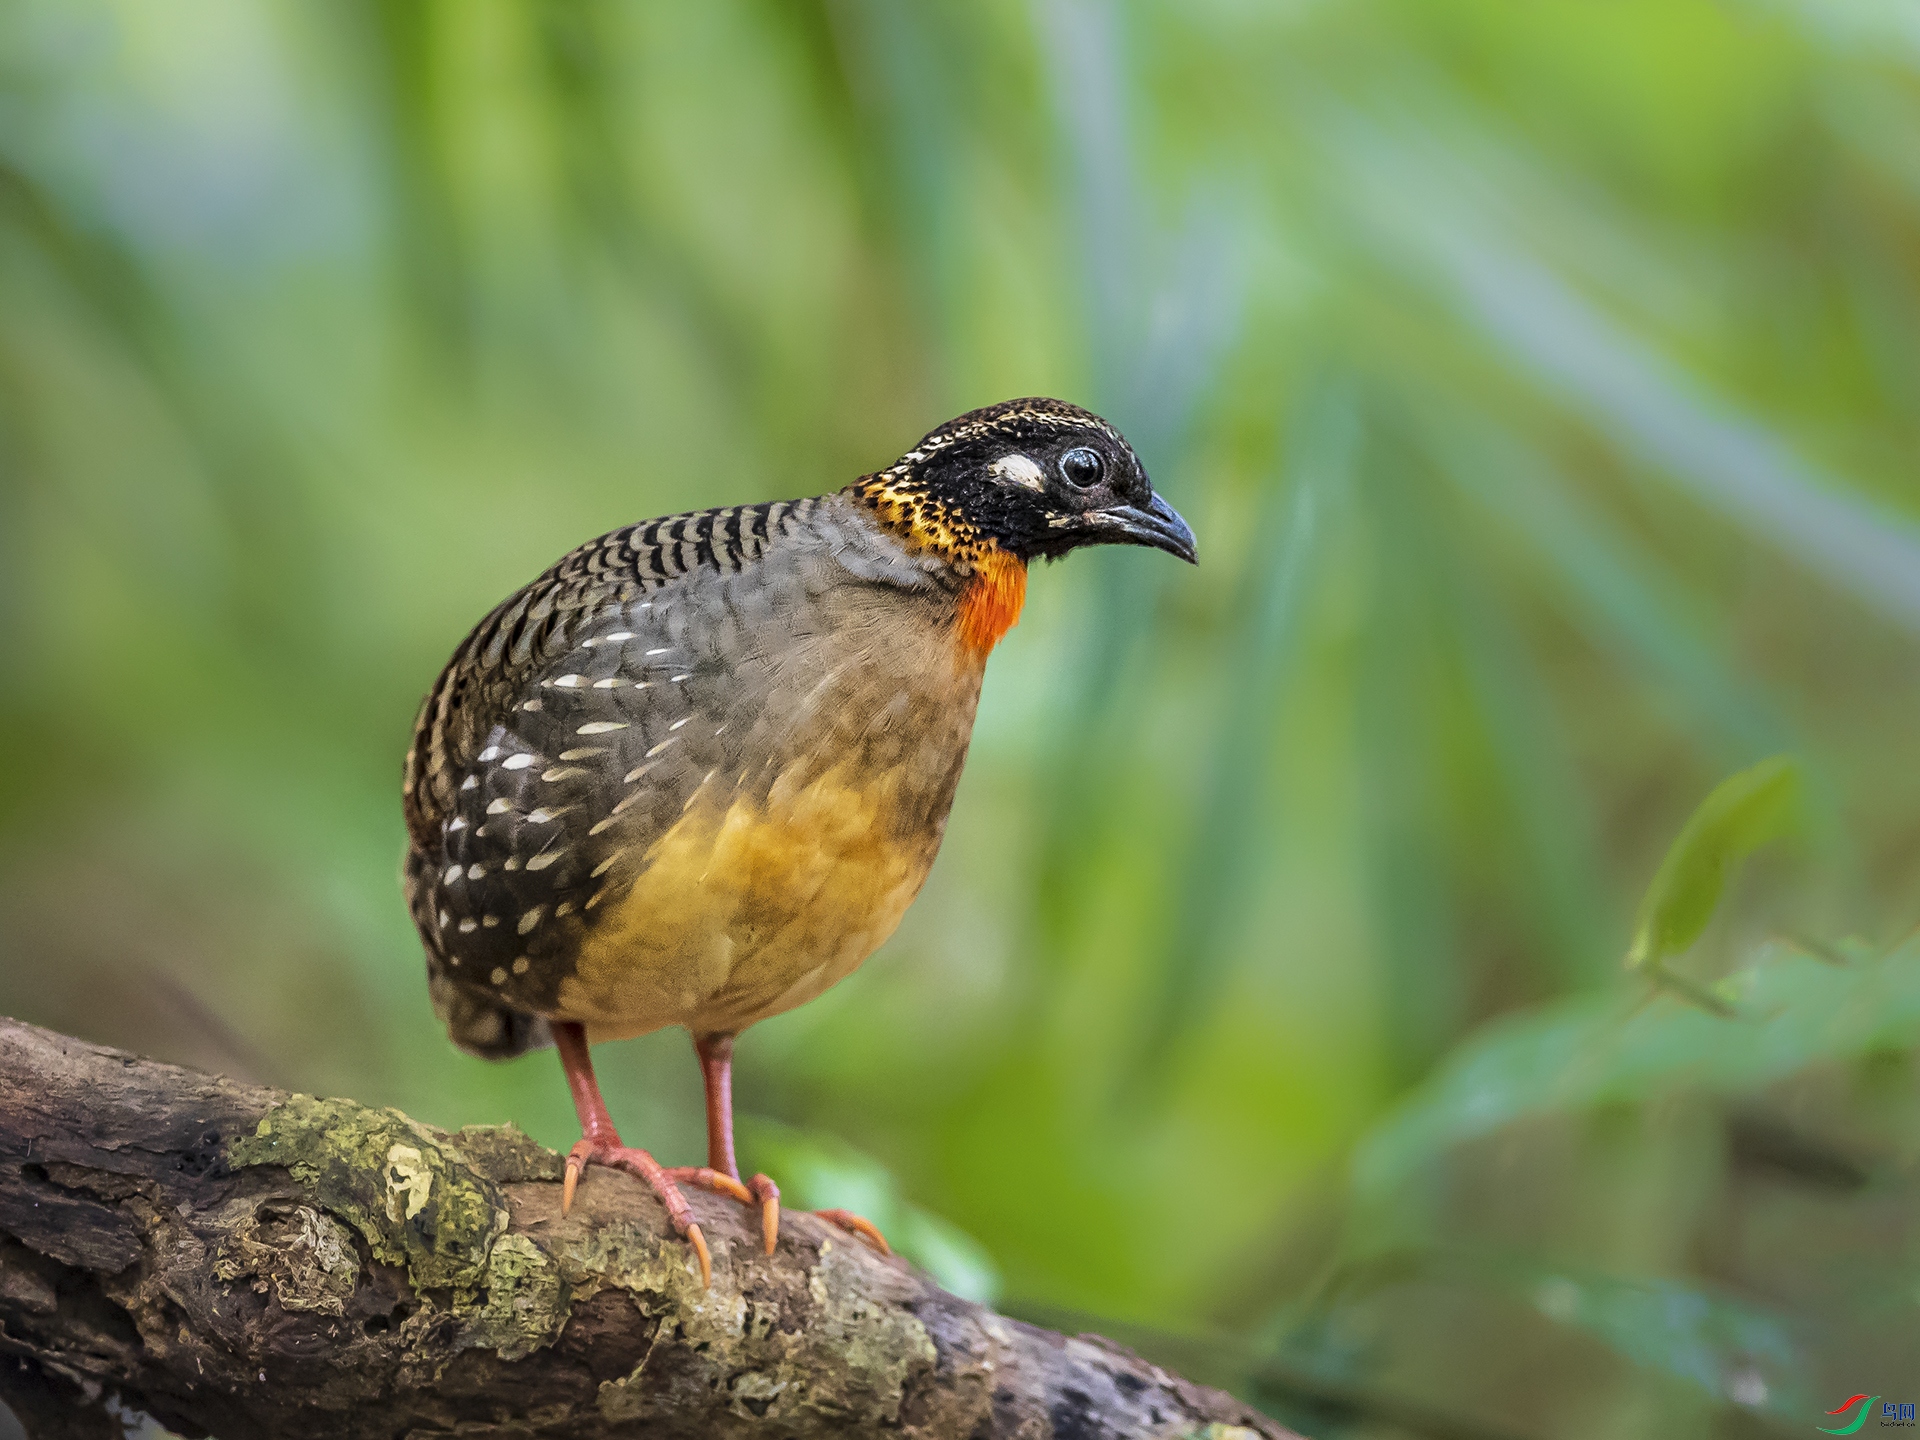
[563, 1140, 712, 1287]
[666, 1167, 780, 1255]
[814, 1207, 892, 1256]
[663, 1170, 889, 1257]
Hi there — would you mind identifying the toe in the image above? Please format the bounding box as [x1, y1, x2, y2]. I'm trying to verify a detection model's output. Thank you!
[710, 1172, 754, 1206]
[665, 1165, 755, 1207]
[814, 1207, 891, 1256]
[749, 1175, 781, 1255]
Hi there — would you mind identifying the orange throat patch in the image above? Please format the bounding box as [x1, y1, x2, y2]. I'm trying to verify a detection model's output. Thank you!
[957, 548, 1028, 655]
[847, 475, 1028, 656]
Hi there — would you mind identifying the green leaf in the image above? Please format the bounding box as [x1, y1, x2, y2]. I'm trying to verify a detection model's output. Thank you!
[1350, 935, 1920, 1210]
[1625, 755, 1804, 972]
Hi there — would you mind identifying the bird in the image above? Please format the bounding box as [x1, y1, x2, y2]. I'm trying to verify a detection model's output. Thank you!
[400, 397, 1196, 1286]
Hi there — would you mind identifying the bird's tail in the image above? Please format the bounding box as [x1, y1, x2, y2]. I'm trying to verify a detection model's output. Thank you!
[403, 845, 552, 1060]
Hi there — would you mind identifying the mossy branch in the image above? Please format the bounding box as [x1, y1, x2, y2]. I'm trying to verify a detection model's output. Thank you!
[0, 1018, 1298, 1440]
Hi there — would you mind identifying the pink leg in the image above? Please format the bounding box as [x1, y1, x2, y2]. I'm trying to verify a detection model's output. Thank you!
[679, 1030, 890, 1258]
[553, 1021, 726, 1286]
[669, 1032, 781, 1254]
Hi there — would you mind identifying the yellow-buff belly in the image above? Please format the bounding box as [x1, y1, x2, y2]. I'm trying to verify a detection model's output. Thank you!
[558, 755, 939, 1041]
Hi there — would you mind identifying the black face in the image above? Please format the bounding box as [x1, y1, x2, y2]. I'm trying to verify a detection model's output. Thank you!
[902, 398, 1197, 564]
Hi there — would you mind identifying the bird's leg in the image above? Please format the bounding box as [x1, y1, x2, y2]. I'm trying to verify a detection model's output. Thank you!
[552, 1020, 721, 1286]
[666, 1030, 890, 1259]
[697, 1030, 742, 1177]
[662, 1032, 781, 1254]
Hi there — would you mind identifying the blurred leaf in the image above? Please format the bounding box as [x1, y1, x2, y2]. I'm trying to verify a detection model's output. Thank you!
[1428, 412, 1794, 764]
[1129, 376, 1354, 1087]
[739, 1116, 1001, 1305]
[891, 1205, 1003, 1310]
[1329, 99, 1920, 633]
[1355, 418, 1468, 1077]
[1517, 1264, 1808, 1421]
[1626, 755, 1804, 973]
[1278, 1252, 1812, 1431]
[1352, 935, 1920, 1212]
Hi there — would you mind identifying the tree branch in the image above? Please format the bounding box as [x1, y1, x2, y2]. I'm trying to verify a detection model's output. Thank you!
[0, 1019, 1300, 1440]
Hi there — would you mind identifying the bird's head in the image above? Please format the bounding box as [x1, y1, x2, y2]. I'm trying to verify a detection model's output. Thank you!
[852, 398, 1197, 568]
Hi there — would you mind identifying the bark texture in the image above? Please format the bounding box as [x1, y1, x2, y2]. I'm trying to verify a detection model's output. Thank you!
[0, 1019, 1299, 1440]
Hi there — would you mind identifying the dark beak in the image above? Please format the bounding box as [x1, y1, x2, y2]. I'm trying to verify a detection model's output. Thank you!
[1102, 492, 1198, 564]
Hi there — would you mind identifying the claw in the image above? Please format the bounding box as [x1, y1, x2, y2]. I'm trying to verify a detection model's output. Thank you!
[816, 1207, 891, 1256]
[687, 1223, 712, 1288]
[562, 1156, 582, 1216]
[746, 1173, 781, 1255]
[712, 1173, 753, 1205]
[672, 1166, 752, 1206]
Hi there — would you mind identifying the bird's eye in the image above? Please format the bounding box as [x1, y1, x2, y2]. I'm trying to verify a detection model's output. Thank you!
[1061, 447, 1104, 488]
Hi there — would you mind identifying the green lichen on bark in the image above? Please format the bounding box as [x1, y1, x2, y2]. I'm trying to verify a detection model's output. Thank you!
[228, 1102, 581, 1364]
[223, 1102, 940, 1406]
[227, 1094, 506, 1291]
[458, 1233, 570, 1361]
[590, 1234, 935, 1426]
[794, 1238, 938, 1420]
[461, 1193, 716, 1368]
[450, 1123, 567, 1183]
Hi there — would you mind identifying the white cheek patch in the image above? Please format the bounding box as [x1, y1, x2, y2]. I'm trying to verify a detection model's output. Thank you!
[988, 454, 1047, 492]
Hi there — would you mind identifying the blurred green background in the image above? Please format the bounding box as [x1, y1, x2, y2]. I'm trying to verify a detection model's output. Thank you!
[3, 1, 1919, 1436]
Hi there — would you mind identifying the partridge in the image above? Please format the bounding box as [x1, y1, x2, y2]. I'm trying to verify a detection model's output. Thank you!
[401, 398, 1196, 1283]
